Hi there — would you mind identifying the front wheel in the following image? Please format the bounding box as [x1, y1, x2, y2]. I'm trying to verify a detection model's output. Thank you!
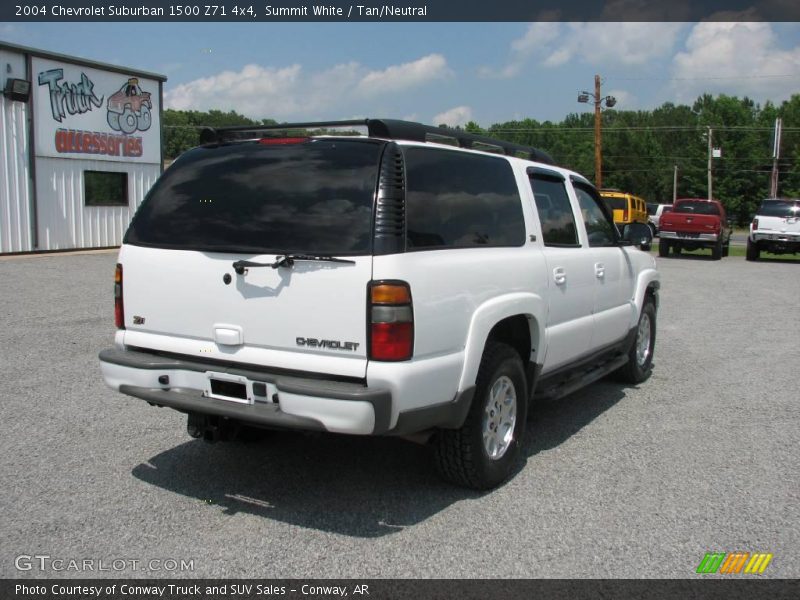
[615, 299, 656, 384]
[433, 342, 528, 490]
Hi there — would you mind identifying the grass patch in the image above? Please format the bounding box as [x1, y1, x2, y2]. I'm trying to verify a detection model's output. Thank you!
[653, 241, 800, 262]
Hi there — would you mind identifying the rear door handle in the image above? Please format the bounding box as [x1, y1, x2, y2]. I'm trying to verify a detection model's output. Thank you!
[595, 263, 605, 278]
[553, 267, 566, 285]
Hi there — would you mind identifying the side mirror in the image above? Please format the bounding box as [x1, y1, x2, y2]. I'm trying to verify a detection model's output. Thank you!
[622, 222, 653, 251]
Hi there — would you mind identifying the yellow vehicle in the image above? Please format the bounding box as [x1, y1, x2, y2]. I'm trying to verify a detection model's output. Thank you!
[599, 190, 649, 227]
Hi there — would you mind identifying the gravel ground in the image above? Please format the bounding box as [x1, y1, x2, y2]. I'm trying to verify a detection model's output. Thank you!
[0, 250, 797, 579]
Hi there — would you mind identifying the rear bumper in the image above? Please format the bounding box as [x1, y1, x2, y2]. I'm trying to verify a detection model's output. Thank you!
[659, 231, 719, 242]
[751, 231, 800, 244]
[99, 347, 471, 436]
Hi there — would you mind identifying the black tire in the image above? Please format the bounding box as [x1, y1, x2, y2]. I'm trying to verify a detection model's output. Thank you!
[433, 342, 528, 490]
[722, 242, 730, 257]
[649, 223, 657, 238]
[615, 299, 656, 384]
[711, 239, 723, 260]
[658, 241, 669, 257]
[746, 238, 760, 261]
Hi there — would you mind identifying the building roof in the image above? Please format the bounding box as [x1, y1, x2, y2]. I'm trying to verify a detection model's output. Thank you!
[0, 40, 167, 82]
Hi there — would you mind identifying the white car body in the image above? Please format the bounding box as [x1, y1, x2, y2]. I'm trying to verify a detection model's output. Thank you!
[99, 119, 660, 487]
[747, 198, 800, 260]
[647, 203, 672, 234]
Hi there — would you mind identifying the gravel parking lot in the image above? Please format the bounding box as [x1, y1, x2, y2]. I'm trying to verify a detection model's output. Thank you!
[1, 250, 798, 579]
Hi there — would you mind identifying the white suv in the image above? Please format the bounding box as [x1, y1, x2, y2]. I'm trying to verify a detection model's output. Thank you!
[646, 202, 672, 236]
[99, 119, 660, 489]
[746, 198, 800, 261]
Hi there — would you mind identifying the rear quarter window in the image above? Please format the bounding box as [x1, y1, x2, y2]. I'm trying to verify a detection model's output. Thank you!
[404, 147, 525, 249]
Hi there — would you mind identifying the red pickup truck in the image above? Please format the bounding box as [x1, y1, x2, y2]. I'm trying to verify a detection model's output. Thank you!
[658, 198, 732, 260]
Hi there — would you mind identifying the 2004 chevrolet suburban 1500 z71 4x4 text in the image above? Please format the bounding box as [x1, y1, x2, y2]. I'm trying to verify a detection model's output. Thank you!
[99, 119, 659, 489]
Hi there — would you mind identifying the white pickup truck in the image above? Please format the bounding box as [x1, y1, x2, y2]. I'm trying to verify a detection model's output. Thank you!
[747, 198, 800, 261]
[99, 119, 659, 489]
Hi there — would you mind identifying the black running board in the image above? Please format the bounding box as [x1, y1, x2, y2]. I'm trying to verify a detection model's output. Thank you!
[534, 354, 629, 402]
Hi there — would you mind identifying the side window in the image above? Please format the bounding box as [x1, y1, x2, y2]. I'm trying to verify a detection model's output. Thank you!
[530, 175, 579, 246]
[575, 185, 617, 247]
[404, 148, 525, 249]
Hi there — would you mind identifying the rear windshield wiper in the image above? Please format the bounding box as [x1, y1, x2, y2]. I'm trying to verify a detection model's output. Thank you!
[233, 254, 356, 274]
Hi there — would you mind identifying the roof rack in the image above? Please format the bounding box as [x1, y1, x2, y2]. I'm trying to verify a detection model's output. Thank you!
[198, 118, 555, 165]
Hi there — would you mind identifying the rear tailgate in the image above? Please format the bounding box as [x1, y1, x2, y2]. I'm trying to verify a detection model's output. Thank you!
[119, 137, 385, 379]
[119, 245, 371, 379]
[660, 212, 720, 234]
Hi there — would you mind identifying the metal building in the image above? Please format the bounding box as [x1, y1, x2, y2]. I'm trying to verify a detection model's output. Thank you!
[1, 41, 166, 254]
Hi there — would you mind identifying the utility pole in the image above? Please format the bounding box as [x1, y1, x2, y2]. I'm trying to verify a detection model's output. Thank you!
[673, 165, 678, 204]
[770, 117, 782, 198]
[577, 75, 616, 189]
[594, 74, 602, 189]
[707, 126, 713, 201]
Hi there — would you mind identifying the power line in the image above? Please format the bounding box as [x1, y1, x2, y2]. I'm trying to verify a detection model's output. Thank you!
[607, 73, 800, 82]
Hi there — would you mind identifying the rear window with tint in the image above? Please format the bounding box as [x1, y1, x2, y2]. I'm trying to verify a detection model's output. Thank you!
[602, 197, 627, 212]
[125, 139, 383, 254]
[757, 200, 800, 217]
[404, 147, 525, 249]
[673, 201, 720, 215]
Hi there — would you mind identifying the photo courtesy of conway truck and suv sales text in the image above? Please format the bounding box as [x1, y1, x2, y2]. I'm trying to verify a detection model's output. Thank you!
[99, 119, 659, 489]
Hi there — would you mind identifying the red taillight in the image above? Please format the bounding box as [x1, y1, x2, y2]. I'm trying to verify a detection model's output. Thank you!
[622, 209, 629, 221]
[753, 218, 759, 230]
[114, 263, 124, 329]
[370, 322, 413, 361]
[369, 282, 413, 361]
[258, 137, 309, 145]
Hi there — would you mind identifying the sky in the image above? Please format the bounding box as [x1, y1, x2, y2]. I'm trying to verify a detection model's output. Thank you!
[1, 21, 799, 126]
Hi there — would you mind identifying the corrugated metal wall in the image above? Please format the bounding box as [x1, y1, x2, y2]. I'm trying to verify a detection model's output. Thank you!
[0, 49, 33, 253]
[35, 159, 160, 250]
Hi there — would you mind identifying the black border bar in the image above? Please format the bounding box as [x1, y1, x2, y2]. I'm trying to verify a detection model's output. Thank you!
[3, 1, 800, 22]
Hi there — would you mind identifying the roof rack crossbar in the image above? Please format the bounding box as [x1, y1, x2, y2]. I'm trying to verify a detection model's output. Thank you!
[199, 118, 555, 165]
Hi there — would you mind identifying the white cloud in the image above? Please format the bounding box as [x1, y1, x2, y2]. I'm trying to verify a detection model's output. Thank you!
[553, 22, 685, 67]
[671, 22, 800, 103]
[358, 54, 451, 94]
[433, 106, 473, 127]
[164, 54, 451, 119]
[482, 22, 685, 78]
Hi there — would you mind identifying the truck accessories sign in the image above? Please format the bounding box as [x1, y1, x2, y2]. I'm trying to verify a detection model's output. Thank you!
[32, 57, 160, 164]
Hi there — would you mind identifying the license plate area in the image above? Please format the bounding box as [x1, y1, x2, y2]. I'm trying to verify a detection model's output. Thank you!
[211, 379, 247, 401]
[203, 372, 273, 405]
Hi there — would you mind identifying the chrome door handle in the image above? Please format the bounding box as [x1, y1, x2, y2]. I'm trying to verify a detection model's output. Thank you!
[553, 267, 566, 285]
[595, 263, 605, 278]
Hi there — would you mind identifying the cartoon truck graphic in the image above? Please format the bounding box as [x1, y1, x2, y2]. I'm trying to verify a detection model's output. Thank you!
[107, 78, 152, 134]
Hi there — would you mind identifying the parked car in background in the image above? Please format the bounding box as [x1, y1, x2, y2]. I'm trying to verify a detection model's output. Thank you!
[600, 190, 649, 228]
[646, 203, 672, 236]
[658, 198, 731, 260]
[747, 198, 800, 261]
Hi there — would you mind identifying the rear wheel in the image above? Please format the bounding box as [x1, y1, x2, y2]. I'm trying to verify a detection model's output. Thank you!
[746, 238, 760, 261]
[711, 239, 723, 260]
[433, 342, 528, 490]
[615, 299, 656, 384]
[658, 241, 669, 257]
